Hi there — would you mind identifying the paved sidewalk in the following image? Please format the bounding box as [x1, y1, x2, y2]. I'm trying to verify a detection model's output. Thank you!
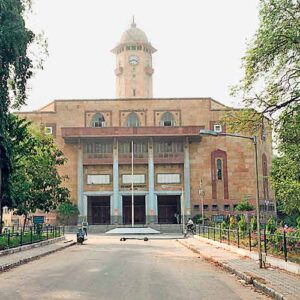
[178, 238, 300, 300]
[0, 238, 76, 272]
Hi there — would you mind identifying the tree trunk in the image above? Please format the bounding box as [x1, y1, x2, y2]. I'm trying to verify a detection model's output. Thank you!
[0, 166, 2, 234]
[23, 214, 27, 233]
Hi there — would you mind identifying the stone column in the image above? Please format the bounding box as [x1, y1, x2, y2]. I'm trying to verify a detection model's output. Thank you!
[147, 139, 157, 223]
[77, 143, 84, 224]
[184, 138, 191, 219]
[83, 195, 88, 221]
[112, 139, 121, 224]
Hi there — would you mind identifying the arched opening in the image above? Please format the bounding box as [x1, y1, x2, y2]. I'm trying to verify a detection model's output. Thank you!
[126, 112, 140, 127]
[160, 112, 175, 126]
[91, 113, 105, 127]
[216, 159, 223, 180]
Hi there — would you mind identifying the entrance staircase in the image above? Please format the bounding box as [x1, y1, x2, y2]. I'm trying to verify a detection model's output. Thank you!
[64, 224, 183, 234]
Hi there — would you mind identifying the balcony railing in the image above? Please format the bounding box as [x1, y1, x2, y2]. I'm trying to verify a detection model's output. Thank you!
[154, 152, 184, 163]
[119, 152, 148, 164]
[83, 153, 113, 165]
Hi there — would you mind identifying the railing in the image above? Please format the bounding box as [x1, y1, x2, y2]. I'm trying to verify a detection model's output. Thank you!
[197, 225, 300, 264]
[0, 225, 64, 251]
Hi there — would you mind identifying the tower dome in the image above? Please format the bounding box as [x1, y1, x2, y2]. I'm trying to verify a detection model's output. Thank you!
[120, 20, 148, 43]
[112, 18, 156, 99]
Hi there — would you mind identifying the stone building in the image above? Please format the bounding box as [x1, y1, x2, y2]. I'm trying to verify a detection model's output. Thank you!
[18, 21, 275, 225]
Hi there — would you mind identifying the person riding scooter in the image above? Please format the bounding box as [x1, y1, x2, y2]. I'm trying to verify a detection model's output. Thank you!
[187, 218, 194, 232]
[77, 228, 85, 244]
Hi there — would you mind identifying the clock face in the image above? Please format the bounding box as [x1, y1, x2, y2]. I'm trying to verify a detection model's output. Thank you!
[129, 55, 139, 65]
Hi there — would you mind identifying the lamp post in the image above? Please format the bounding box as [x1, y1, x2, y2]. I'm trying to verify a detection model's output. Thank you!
[199, 129, 262, 268]
[199, 180, 205, 226]
[131, 140, 134, 228]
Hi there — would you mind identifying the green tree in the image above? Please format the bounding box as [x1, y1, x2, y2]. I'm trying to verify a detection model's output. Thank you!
[235, 198, 255, 212]
[9, 120, 70, 230]
[0, 0, 45, 232]
[270, 106, 300, 215]
[234, 0, 300, 119]
[57, 202, 79, 225]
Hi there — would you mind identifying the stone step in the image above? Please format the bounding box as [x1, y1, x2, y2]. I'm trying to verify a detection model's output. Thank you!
[64, 224, 184, 234]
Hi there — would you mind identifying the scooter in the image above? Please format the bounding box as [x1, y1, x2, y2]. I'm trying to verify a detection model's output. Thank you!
[76, 229, 85, 244]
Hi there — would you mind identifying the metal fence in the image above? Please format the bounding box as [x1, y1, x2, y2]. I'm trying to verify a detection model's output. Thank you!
[197, 225, 300, 264]
[0, 225, 64, 251]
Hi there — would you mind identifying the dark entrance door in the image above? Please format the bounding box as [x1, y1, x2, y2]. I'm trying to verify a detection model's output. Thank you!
[87, 196, 110, 224]
[158, 195, 181, 224]
[122, 196, 146, 225]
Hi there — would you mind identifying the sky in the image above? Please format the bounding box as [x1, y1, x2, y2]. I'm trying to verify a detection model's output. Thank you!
[23, 0, 260, 112]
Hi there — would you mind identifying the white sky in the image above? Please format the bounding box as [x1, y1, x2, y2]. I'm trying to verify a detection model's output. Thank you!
[23, 0, 260, 112]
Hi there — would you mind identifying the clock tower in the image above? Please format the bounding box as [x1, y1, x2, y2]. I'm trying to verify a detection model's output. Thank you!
[111, 19, 156, 98]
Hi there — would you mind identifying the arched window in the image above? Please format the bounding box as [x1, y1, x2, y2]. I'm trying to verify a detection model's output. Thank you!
[160, 112, 175, 126]
[126, 112, 140, 127]
[91, 113, 105, 127]
[216, 159, 223, 180]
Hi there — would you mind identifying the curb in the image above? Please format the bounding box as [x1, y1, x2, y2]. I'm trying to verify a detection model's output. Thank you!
[0, 240, 76, 273]
[0, 236, 65, 257]
[177, 239, 287, 300]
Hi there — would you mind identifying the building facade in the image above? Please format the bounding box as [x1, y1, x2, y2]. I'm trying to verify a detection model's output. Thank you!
[18, 21, 275, 225]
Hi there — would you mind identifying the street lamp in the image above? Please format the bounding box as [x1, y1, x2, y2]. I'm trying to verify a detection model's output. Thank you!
[199, 180, 205, 225]
[199, 129, 263, 268]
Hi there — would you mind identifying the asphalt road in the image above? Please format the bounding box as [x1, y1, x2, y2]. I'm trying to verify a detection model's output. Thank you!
[0, 235, 268, 300]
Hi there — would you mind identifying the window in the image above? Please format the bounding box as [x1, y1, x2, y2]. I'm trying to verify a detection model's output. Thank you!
[214, 124, 222, 132]
[137, 45, 142, 50]
[212, 204, 218, 211]
[85, 143, 112, 154]
[126, 46, 130, 50]
[91, 113, 105, 127]
[154, 141, 183, 153]
[216, 159, 223, 180]
[122, 174, 145, 184]
[193, 205, 200, 210]
[233, 204, 238, 210]
[160, 112, 176, 127]
[119, 142, 147, 154]
[87, 175, 110, 185]
[157, 173, 180, 184]
[224, 204, 230, 211]
[204, 205, 209, 211]
[268, 203, 275, 211]
[131, 46, 136, 50]
[126, 112, 140, 127]
[44, 126, 53, 135]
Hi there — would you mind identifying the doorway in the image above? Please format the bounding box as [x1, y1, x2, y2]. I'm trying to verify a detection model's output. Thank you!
[157, 195, 181, 224]
[122, 196, 146, 225]
[87, 196, 110, 224]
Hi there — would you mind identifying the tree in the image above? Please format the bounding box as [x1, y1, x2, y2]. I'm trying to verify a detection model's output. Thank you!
[270, 106, 300, 215]
[0, 0, 41, 232]
[57, 202, 79, 225]
[235, 198, 255, 212]
[8, 119, 70, 230]
[234, 0, 300, 119]
[225, 0, 300, 217]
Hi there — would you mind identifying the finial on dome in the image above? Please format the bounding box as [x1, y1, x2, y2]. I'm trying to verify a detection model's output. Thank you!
[131, 16, 136, 28]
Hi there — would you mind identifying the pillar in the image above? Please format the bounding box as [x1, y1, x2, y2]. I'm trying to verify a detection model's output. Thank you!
[77, 143, 84, 224]
[147, 139, 157, 223]
[112, 139, 121, 224]
[184, 138, 191, 219]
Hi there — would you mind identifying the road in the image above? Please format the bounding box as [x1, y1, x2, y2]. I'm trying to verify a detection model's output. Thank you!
[0, 235, 268, 300]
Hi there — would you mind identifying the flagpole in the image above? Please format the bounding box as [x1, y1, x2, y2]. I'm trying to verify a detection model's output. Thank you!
[131, 140, 134, 227]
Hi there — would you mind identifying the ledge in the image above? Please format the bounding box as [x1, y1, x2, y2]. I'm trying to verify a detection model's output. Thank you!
[61, 126, 203, 143]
